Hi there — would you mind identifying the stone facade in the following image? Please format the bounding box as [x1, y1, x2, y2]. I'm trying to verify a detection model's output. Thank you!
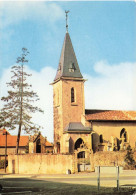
[29, 133, 53, 154]
[91, 121, 136, 152]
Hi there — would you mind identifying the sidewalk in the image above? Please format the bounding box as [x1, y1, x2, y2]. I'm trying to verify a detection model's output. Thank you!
[0, 170, 136, 179]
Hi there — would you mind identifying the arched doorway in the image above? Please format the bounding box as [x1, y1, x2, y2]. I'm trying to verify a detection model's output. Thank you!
[78, 151, 85, 158]
[75, 138, 84, 150]
[36, 139, 41, 153]
[57, 142, 60, 153]
[74, 138, 90, 172]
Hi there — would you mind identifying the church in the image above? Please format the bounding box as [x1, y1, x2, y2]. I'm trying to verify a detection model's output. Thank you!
[51, 15, 136, 158]
[7, 13, 136, 175]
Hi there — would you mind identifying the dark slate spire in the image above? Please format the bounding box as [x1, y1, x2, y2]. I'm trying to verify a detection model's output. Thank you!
[54, 32, 83, 81]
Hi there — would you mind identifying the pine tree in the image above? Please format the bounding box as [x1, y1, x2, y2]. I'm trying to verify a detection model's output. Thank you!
[124, 145, 135, 169]
[0, 48, 43, 154]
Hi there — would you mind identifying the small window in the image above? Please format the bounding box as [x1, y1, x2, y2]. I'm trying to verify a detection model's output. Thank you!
[100, 134, 103, 143]
[71, 87, 75, 103]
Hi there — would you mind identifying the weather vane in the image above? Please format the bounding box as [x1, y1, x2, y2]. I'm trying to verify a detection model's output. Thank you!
[65, 10, 70, 32]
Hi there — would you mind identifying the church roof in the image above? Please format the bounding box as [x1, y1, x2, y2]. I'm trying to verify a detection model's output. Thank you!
[85, 109, 136, 121]
[64, 122, 91, 132]
[54, 32, 83, 81]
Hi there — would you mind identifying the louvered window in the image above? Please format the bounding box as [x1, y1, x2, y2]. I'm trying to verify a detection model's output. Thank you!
[71, 88, 75, 103]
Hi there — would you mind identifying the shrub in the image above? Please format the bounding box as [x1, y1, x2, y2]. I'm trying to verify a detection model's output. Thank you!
[0, 160, 8, 169]
[124, 145, 136, 170]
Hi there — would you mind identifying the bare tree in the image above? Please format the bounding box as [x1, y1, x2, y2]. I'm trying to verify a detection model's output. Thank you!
[0, 48, 43, 154]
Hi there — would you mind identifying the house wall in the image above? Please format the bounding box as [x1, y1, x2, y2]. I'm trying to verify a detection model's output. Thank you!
[8, 153, 74, 174]
[0, 147, 26, 155]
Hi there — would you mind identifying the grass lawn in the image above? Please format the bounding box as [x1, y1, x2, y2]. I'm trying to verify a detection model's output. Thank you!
[1, 178, 135, 195]
[35, 182, 136, 195]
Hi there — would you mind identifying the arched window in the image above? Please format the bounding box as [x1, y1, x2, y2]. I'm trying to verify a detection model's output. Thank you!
[120, 128, 128, 142]
[71, 87, 75, 103]
[100, 134, 103, 143]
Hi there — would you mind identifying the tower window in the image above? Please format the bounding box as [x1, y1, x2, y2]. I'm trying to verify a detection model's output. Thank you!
[71, 87, 75, 103]
[69, 62, 76, 72]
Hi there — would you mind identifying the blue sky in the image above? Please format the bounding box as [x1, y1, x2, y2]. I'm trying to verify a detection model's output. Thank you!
[0, 1, 135, 75]
[0, 1, 136, 141]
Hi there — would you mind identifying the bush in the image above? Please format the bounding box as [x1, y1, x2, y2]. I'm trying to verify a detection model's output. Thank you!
[0, 160, 8, 169]
[124, 145, 136, 170]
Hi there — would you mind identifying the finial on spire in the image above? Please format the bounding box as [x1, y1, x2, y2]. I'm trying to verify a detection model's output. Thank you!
[65, 10, 70, 32]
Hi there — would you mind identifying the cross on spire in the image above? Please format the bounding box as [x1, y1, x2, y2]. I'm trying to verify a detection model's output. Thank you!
[65, 10, 70, 32]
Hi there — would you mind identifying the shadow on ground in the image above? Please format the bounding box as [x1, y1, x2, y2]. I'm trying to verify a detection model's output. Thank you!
[0, 177, 135, 195]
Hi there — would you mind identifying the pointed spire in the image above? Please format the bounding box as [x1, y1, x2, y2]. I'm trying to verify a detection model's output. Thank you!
[54, 32, 83, 81]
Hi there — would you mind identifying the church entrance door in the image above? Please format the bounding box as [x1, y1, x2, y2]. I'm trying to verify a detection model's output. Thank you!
[74, 138, 90, 172]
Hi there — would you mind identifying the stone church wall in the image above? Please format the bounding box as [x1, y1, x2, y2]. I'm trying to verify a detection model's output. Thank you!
[8, 153, 74, 174]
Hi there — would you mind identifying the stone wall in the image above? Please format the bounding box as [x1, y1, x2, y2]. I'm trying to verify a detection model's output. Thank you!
[92, 151, 136, 167]
[8, 153, 74, 174]
[0, 147, 26, 155]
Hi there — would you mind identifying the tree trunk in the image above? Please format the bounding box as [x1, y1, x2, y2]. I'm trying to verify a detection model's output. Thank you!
[16, 123, 21, 154]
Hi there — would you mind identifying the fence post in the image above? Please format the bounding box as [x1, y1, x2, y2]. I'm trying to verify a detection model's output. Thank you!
[97, 166, 100, 191]
[116, 166, 119, 191]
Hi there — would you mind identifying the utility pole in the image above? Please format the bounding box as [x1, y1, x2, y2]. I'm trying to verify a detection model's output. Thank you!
[97, 166, 100, 191]
[5, 131, 7, 173]
[116, 166, 119, 190]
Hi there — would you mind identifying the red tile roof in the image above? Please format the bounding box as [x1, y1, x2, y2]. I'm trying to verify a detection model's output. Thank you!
[0, 135, 29, 147]
[45, 140, 53, 147]
[85, 110, 136, 121]
[0, 129, 10, 135]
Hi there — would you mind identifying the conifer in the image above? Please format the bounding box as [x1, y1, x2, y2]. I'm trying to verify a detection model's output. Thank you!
[0, 48, 43, 154]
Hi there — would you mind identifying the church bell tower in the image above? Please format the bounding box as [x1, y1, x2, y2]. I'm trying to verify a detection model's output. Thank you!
[52, 11, 87, 153]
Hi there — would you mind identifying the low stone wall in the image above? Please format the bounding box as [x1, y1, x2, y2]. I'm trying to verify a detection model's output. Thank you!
[8, 153, 74, 174]
[93, 151, 136, 167]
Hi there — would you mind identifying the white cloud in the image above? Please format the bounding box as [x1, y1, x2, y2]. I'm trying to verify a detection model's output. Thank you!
[85, 61, 136, 110]
[0, 1, 64, 29]
[0, 61, 136, 142]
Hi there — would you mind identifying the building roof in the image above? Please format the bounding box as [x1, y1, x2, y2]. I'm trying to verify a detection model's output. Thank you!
[54, 32, 83, 81]
[64, 122, 91, 132]
[0, 135, 29, 147]
[0, 129, 10, 135]
[31, 132, 53, 147]
[85, 109, 136, 121]
[45, 140, 53, 147]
